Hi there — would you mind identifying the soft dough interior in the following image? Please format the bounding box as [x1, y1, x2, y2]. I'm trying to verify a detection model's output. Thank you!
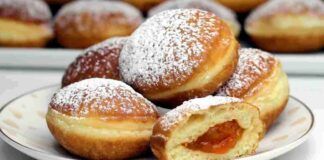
[165, 103, 263, 160]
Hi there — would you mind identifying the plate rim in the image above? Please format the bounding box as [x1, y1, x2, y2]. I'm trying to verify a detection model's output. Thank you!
[0, 85, 315, 160]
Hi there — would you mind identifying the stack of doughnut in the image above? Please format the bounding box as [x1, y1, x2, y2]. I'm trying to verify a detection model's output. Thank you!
[48, 9, 290, 160]
[0, 0, 53, 47]
[54, 0, 143, 48]
[148, 0, 241, 36]
[245, 0, 324, 52]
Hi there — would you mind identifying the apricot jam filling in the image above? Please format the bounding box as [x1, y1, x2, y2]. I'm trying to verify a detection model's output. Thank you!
[183, 120, 243, 154]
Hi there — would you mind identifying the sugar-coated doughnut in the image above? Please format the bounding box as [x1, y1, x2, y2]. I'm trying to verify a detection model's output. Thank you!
[120, 9, 239, 107]
[123, 0, 167, 13]
[148, 0, 241, 37]
[55, 0, 143, 49]
[215, 0, 267, 13]
[216, 48, 289, 129]
[46, 78, 159, 160]
[245, 0, 324, 53]
[62, 37, 127, 87]
[0, 0, 53, 47]
[151, 96, 264, 160]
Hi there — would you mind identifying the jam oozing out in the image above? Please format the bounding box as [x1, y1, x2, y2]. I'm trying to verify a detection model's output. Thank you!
[184, 120, 244, 154]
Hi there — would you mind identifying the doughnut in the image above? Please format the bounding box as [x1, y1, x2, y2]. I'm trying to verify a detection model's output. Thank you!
[54, 0, 143, 49]
[119, 9, 239, 107]
[62, 37, 127, 87]
[245, 0, 324, 53]
[216, 48, 289, 129]
[148, 0, 241, 37]
[0, 0, 53, 47]
[46, 78, 159, 160]
[215, 0, 267, 13]
[123, 0, 166, 13]
[151, 96, 264, 160]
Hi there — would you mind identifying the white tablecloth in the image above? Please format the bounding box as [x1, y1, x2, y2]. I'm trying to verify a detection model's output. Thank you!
[0, 69, 323, 160]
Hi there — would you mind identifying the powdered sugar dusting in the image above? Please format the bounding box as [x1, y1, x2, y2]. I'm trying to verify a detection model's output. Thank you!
[247, 0, 324, 23]
[120, 9, 222, 91]
[159, 96, 242, 130]
[0, 0, 51, 22]
[56, 0, 143, 29]
[51, 78, 157, 118]
[85, 36, 127, 54]
[216, 48, 276, 97]
[149, 0, 237, 22]
[62, 37, 128, 87]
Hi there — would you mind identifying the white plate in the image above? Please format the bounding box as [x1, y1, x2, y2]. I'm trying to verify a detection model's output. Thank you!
[0, 85, 314, 160]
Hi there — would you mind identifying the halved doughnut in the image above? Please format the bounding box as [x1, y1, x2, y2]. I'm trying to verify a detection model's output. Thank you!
[151, 96, 264, 160]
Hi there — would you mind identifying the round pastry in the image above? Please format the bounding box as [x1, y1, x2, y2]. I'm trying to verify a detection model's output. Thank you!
[54, 0, 143, 49]
[148, 0, 241, 37]
[151, 96, 264, 160]
[123, 0, 166, 13]
[0, 0, 53, 47]
[245, 0, 324, 53]
[216, 48, 289, 129]
[215, 0, 267, 13]
[119, 9, 239, 107]
[62, 37, 127, 87]
[46, 78, 159, 160]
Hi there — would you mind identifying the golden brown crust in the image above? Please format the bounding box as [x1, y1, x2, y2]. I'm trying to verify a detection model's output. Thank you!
[61, 37, 127, 87]
[47, 78, 159, 160]
[151, 42, 239, 107]
[0, 0, 52, 23]
[120, 9, 239, 107]
[123, 0, 166, 12]
[47, 113, 152, 160]
[245, 0, 324, 52]
[216, 48, 290, 129]
[217, 48, 276, 97]
[0, 18, 53, 47]
[261, 97, 288, 130]
[216, 0, 267, 13]
[148, 0, 241, 37]
[50, 78, 159, 121]
[54, 1, 143, 48]
[0, 0, 53, 47]
[250, 34, 324, 53]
